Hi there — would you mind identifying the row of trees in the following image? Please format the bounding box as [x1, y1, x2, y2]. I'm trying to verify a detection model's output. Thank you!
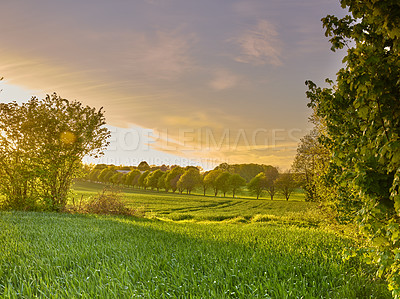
[87, 163, 298, 200]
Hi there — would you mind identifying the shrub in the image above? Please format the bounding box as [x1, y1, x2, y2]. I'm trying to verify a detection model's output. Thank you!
[68, 187, 144, 217]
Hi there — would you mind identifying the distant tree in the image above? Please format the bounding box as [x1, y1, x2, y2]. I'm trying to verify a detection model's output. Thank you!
[138, 170, 150, 190]
[120, 173, 128, 186]
[137, 161, 150, 171]
[146, 169, 164, 191]
[94, 164, 109, 171]
[104, 170, 116, 184]
[275, 171, 297, 200]
[125, 169, 141, 189]
[110, 172, 124, 185]
[237, 164, 266, 182]
[247, 172, 267, 199]
[292, 130, 329, 201]
[229, 174, 246, 198]
[215, 172, 231, 197]
[265, 167, 279, 200]
[158, 172, 168, 191]
[199, 171, 210, 196]
[215, 162, 231, 172]
[98, 168, 115, 184]
[89, 169, 101, 182]
[177, 168, 201, 194]
[165, 167, 184, 193]
[160, 164, 169, 172]
[204, 169, 222, 196]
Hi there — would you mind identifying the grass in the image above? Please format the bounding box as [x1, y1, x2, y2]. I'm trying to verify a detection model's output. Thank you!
[71, 181, 316, 223]
[0, 181, 391, 298]
[0, 211, 390, 298]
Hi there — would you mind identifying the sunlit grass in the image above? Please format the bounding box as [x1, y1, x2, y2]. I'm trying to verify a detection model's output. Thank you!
[0, 212, 390, 298]
[71, 181, 313, 223]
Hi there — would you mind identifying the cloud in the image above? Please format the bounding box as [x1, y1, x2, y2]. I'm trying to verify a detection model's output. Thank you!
[124, 29, 197, 80]
[209, 69, 240, 90]
[232, 20, 283, 66]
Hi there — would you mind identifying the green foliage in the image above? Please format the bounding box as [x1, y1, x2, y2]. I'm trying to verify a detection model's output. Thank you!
[110, 172, 124, 185]
[125, 169, 141, 188]
[145, 169, 164, 191]
[89, 169, 101, 182]
[229, 174, 246, 198]
[204, 169, 222, 196]
[275, 171, 297, 201]
[158, 172, 168, 191]
[177, 168, 201, 194]
[215, 172, 231, 197]
[307, 0, 400, 295]
[215, 163, 278, 182]
[292, 129, 330, 202]
[0, 93, 110, 211]
[264, 167, 279, 200]
[138, 170, 150, 190]
[165, 167, 184, 193]
[137, 161, 150, 171]
[247, 172, 267, 199]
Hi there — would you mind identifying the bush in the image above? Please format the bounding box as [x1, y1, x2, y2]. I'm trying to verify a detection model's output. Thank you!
[68, 187, 144, 217]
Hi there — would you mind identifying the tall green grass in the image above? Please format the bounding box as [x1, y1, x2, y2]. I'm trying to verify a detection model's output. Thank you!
[0, 212, 390, 298]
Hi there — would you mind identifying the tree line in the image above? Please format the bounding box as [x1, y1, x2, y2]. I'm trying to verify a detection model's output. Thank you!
[86, 162, 299, 200]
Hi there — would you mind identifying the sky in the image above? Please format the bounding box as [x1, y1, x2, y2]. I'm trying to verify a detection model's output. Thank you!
[0, 0, 347, 170]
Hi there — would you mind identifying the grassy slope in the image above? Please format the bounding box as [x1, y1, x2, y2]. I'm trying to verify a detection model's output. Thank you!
[0, 212, 390, 298]
[71, 181, 316, 222]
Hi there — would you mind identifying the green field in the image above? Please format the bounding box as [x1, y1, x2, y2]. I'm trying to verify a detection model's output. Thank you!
[71, 181, 317, 224]
[0, 182, 391, 298]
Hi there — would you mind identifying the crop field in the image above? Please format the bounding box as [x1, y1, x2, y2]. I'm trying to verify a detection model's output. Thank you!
[71, 181, 315, 223]
[0, 182, 391, 298]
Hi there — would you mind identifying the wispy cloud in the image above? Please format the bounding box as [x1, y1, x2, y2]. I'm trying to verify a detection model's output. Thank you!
[231, 20, 283, 66]
[209, 69, 240, 90]
[124, 29, 197, 80]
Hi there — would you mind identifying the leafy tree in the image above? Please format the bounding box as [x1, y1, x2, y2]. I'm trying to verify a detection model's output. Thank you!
[306, 0, 400, 294]
[0, 93, 110, 211]
[292, 130, 329, 201]
[275, 171, 297, 201]
[138, 170, 150, 190]
[165, 167, 184, 193]
[125, 169, 141, 189]
[138, 161, 150, 171]
[89, 169, 101, 182]
[110, 172, 124, 185]
[177, 168, 201, 194]
[215, 172, 231, 197]
[264, 167, 279, 200]
[229, 174, 246, 198]
[204, 169, 222, 196]
[247, 172, 267, 199]
[199, 171, 210, 196]
[146, 169, 164, 191]
[98, 168, 115, 184]
[158, 172, 168, 191]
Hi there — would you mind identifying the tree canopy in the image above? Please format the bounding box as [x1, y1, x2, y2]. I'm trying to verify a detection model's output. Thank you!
[0, 93, 110, 211]
[306, 0, 400, 294]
